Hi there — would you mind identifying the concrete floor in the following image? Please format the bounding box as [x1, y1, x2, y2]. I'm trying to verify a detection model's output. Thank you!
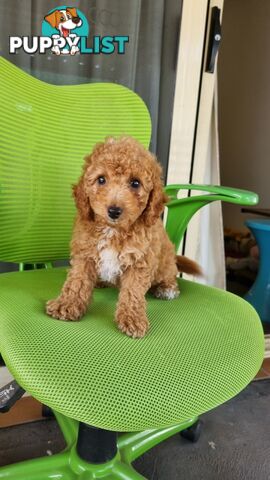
[0, 380, 270, 479]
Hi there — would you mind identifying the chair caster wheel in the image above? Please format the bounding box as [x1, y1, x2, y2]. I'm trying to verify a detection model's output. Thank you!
[180, 420, 202, 443]
[42, 405, 54, 418]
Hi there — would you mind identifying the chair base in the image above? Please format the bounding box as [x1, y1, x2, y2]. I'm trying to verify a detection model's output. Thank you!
[0, 411, 198, 479]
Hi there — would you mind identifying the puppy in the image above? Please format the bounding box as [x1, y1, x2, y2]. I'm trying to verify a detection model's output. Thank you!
[44, 8, 82, 55]
[46, 137, 201, 338]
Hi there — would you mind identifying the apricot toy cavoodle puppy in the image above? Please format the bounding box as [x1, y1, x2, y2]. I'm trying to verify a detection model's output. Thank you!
[46, 136, 200, 338]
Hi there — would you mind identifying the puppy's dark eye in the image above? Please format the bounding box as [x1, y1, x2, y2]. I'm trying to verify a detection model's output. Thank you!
[97, 176, 106, 185]
[60, 16, 65, 21]
[130, 179, 140, 189]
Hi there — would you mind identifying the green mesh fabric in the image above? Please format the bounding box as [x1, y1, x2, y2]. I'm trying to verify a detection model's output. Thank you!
[0, 268, 264, 431]
[0, 57, 151, 263]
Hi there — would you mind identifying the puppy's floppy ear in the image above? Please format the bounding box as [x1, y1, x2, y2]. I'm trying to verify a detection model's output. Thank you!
[72, 175, 94, 221]
[142, 160, 168, 227]
[67, 7, 78, 17]
[44, 11, 58, 28]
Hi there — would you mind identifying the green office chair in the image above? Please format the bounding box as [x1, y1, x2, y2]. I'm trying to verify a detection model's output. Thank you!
[0, 57, 264, 479]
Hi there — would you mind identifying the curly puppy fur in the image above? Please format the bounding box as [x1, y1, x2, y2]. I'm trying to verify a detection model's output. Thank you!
[46, 136, 201, 338]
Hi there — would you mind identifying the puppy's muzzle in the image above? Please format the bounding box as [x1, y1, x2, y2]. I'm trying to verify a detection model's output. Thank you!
[108, 206, 123, 220]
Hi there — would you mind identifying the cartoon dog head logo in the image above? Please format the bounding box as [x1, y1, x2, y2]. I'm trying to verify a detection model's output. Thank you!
[42, 6, 89, 55]
[45, 8, 82, 38]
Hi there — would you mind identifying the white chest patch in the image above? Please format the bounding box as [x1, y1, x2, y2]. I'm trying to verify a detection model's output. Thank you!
[98, 248, 121, 283]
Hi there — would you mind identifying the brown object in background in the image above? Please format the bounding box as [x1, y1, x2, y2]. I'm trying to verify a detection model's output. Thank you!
[241, 208, 270, 217]
[255, 358, 270, 381]
[0, 397, 43, 428]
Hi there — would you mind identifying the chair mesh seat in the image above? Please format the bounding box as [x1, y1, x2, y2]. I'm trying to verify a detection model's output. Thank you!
[0, 268, 264, 431]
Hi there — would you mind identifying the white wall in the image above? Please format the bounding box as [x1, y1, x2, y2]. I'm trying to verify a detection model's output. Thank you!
[218, 0, 270, 230]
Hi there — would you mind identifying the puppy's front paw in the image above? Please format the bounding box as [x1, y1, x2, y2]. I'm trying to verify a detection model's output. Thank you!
[51, 46, 61, 55]
[70, 46, 79, 55]
[46, 297, 86, 321]
[116, 312, 149, 339]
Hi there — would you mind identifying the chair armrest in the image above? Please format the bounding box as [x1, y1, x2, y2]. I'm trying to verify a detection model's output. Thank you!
[164, 184, 259, 251]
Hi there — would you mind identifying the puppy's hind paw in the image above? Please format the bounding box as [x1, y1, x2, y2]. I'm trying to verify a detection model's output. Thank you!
[152, 286, 180, 300]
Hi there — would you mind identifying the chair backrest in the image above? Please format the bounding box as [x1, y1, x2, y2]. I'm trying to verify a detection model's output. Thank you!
[0, 58, 151, 264]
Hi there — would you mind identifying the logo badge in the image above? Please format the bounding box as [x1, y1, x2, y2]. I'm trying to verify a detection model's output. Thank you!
[42, 6, 89, 55]
[9, 5, 129, 56]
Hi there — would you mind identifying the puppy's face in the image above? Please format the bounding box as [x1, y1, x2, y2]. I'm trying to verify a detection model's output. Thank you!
[74, 138, 167, 229]
[45, 8, 82, 36]
[87, 162, 150, 229]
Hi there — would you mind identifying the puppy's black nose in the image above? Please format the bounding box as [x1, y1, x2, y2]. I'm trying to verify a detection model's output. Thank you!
[108, 206, 122, 220]
[73, 16, 81, 24]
